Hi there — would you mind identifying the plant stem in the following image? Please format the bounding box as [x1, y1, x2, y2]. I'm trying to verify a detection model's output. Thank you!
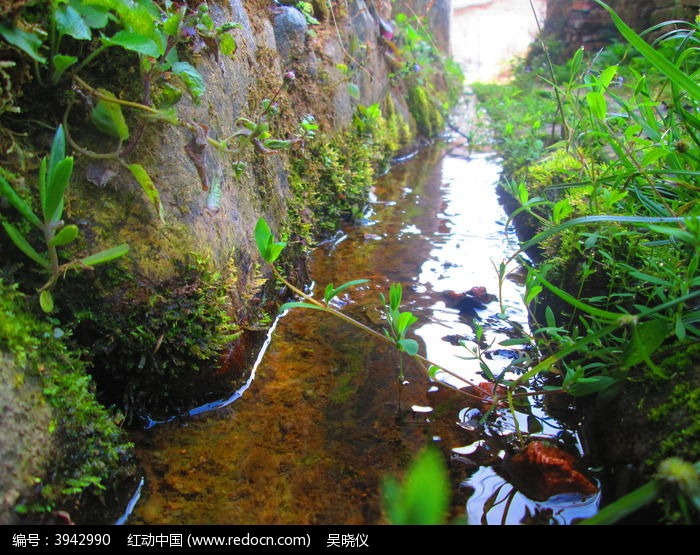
[270, 265, 552, 403]
[74, 76, 162, 115]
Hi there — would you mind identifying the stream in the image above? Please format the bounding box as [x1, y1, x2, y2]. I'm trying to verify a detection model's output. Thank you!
[124, 129, 600, 525]
[121, 0, 602, 526]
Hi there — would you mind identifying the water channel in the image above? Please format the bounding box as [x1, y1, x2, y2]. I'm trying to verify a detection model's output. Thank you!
[122, 0, 601, 525]
[125, 131, 599, 525]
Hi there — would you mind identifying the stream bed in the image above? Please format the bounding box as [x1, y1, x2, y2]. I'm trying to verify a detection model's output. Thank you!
[125, 134, 601, 524]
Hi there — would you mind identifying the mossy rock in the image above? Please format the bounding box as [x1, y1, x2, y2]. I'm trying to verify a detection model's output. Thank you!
[0, 279, 135, 524]
[407, 84, 445, 138]
[586, 341, 700, 523]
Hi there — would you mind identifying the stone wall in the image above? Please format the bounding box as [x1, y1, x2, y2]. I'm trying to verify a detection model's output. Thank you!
[544, 0, 699, 57]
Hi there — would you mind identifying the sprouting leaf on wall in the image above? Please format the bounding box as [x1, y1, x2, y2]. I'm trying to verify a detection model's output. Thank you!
[171, 61, 206, 102]
[1, 222, 50, 269]
[103, 30, 163, 58]
[0, 23, 46, 63]
[127, 164, 164, 222]
[80, 244, 130, 267]
[91, 89, 130, 141]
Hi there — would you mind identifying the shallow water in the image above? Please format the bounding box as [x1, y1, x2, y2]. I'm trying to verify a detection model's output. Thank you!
[125, 138, 599, 525]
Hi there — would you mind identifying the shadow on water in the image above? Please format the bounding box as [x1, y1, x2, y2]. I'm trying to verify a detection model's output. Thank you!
[125, 141, 600, 525]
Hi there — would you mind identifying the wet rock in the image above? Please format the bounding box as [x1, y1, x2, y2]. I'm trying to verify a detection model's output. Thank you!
[272, 7, 309, 65]
[443, 286, 498, 314]
[442, 333, 472, 346]
[502, 441, 598, 501]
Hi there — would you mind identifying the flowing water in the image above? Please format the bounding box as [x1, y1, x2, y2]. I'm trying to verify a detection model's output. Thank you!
[124, 134, 599, 525]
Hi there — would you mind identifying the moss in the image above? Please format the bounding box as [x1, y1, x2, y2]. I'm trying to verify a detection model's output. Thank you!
[0, 278, 134, 523]
[64, 254, 241, 420]
[407, 84, 444, 138]
[647, 344, 700, 465]
[286, 99, 412, 243]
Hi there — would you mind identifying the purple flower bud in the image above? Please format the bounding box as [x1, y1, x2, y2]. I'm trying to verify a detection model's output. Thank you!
[284, 71, 296, 82]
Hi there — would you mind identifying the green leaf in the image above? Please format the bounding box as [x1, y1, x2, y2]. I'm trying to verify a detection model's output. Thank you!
[0, 23, 46, 63]
[39, 290, 54, 313]
[598, 65, 618, 89]
[499, 338, 532, 346]
[347, 83, 361, 100]
[219, 33, 237, 57]
[52, 54, 78, 81]
[565, 374, 619, 397]
[586, 91, 607, 120]
[161, 11, 183, 37]
[324, 279, 370, 303]
[0, 175, 42, 229]
[389, 283, 402, 311]
[622, 319, 669, 378]
[262, 139, 293, 150]
[428, 365, 441, 379]
[527, 415, 543, 434]
[579, 480, 660, 525]
[154, 82, 183, 109]
[396, 311, 419, 336]
[397, 338, 419, 356]
[44, 157, 73, 224]
[103, 30, 162, 57]
[127, 164, 163, 222]
[2, 222, 50, 269]
[266, 242, 285, 263]
[69, 0, 110, 29]
[647, 224, 698, 246]
[532, 271, 627, 322]
[172, 61, 206, 102]
[143, 106, 179, 125]
[80, 244, 129, 266]
[545, 305, 556, 328]
[49, 224, 79, 247]
[47, 125, 66, 181]
[525, 284, 542, 305]
[255, 217, 273, 258]
[254, 218, 286, 263]
[54, 4, 92, 40]
[91, 89, 130, 140]
[382, 447, 449, 525]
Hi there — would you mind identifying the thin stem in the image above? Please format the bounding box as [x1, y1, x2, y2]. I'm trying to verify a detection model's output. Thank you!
[529, 0, 569, 140]
[71, 43, 110, 79]
[73, 76, 162, 115]
[270, 265, 557, 403]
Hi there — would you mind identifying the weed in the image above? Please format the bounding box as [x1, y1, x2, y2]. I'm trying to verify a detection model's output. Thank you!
[0, 125, 128, 312]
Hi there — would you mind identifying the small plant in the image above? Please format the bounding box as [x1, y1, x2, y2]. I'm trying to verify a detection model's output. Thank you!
[0, 125, 128, 312]
[382, 447, 451, 524]
[254, 217, 530, 404]
[294, 2, 319, 26]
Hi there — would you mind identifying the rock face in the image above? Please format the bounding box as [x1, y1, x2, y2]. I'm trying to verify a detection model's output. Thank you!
[544, 0, 699, 58]
[72, 0, 452, 294]
[0, 354, 54, 524]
